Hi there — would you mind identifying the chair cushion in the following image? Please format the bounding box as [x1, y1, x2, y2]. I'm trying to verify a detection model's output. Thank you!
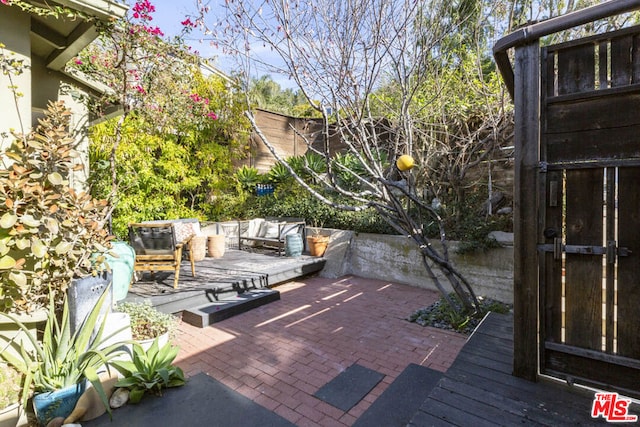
[174, 221, 200, 243]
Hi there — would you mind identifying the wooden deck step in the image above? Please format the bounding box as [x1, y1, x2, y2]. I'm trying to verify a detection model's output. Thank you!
[407, 313, 614, 426]
[181, 289, 281, 328]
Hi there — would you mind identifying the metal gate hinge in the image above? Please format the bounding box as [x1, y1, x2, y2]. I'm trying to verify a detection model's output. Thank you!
[539, 161, 548, 173]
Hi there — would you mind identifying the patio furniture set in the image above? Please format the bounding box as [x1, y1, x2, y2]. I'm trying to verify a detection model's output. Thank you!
[127, 217, 307, 289]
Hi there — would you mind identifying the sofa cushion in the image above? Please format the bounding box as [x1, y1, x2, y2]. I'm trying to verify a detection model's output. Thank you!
[245, 218, 264, 237]
[260, 220, 283, 239]
[279, 223, 302, 239]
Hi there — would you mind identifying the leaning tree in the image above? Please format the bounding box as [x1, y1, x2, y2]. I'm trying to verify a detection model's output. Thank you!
[196, 0, 512, 314]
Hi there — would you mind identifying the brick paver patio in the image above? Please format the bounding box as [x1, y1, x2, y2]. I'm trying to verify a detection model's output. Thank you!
[174, 275, 467, 426]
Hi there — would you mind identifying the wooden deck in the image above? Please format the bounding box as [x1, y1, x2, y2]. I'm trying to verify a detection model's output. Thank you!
[123, 249, 325, 314]
[410, 312, 638, 426]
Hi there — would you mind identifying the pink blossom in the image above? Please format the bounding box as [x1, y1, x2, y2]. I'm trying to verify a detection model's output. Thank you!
[1, 0, 10, 4]
[74, 58, 83, 65]
[135, 85, 146, 94]
[181, 18, 196, 28]
[143, 26, 164, 36]
[206, 112, 218, 120]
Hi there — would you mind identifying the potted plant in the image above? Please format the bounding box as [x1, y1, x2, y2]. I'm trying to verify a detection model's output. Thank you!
[0, 363, 22, 427]
[115, 301, 178, 351]
[306, 224, 330, 257]
[0, 289, 127, 426]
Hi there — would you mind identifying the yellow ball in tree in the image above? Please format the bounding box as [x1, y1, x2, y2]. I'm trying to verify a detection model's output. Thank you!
[396, 155, 415, 171]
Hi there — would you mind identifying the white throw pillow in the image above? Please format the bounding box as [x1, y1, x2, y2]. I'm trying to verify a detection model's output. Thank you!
[263, 221, 283, 239]
[279, 223, 301, 239]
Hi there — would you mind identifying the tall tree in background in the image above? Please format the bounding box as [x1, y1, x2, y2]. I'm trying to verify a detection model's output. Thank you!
[193, 0, 519, 314]
[248, 75, 317, 117]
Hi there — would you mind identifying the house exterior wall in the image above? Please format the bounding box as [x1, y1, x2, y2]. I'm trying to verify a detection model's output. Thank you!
[1, 6, 92, 190]
[0, 7, 31, 144]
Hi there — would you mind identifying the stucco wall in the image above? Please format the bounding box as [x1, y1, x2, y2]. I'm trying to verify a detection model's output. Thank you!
[1, 7, 92, 190]
[320, 230, 514, 304]
[0, 6, 31, 146]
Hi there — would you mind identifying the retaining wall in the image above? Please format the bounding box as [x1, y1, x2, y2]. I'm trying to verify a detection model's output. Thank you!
[320, 230, 514, 304]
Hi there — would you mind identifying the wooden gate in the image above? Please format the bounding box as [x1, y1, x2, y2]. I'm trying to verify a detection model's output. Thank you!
[539, 26, 640, 398]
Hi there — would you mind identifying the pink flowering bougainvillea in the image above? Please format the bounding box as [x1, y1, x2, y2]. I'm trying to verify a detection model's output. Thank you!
[67, 0, 219, 197]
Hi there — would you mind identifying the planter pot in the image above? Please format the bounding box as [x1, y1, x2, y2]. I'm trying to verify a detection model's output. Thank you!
[101, 313, 133, 364]
[207, 234, 226, 258]
[307, 235, 330, 257]
[191, 236, 207, 261]
[0, 403, 20, 427]
[138, 331, 169, 353]
[285, 234, 303, 257]
[106, 241, 135, 302]
[33, 382, 86, 427]
[0, 310, 48, 361]
[67, 272, 112, 336]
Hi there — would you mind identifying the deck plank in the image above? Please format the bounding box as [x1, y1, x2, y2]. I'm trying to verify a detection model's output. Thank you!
[411, 313, 611, 426]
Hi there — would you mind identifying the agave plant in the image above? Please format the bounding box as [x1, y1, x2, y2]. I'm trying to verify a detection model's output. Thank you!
[235, 165, 262, 191]
[0, 288, 127, 412]
[287, 152, 326, 184]
[267, 161, 291, 184]
[111, 338, 185, 403]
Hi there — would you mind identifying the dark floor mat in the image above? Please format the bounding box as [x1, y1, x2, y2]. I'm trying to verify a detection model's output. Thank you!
[314, 363, 385, 412]
[353, 363, 443, 427]
[85, 372, 296, 427]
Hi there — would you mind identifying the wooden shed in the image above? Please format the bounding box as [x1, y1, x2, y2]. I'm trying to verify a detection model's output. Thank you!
[494, 0, 640, 398]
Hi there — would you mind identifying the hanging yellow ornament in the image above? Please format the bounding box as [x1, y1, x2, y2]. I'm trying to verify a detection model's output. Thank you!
[396, 155, 415, 171]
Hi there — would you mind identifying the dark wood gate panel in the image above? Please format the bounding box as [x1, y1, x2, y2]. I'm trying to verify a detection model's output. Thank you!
[540, 26, 640, 399]
[617, 167, 640, 359]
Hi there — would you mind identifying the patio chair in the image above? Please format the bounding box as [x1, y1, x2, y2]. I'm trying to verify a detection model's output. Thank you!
[128, 222, 196, 289]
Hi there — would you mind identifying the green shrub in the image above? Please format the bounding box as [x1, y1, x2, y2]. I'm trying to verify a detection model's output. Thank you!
[408, 293, 511, 334]
[116, 301, 178, 341]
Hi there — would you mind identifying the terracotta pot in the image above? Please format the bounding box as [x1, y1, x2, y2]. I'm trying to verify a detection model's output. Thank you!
[191, 236, 207, 261]
[307, 235, 330, 257]
[207, 235, 226, 258]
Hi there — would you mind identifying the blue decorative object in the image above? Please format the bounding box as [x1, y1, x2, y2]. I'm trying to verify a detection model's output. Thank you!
[256, 183, 275, 196]
[285, 233, 303, 257]
[33, 382, 86, 426]
[106, 241, 135, 301]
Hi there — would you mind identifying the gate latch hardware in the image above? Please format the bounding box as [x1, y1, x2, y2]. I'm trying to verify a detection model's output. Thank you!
[553, 237, 562, 260]
[539, 241, 631, 261]
[607, 240, 616, 264]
